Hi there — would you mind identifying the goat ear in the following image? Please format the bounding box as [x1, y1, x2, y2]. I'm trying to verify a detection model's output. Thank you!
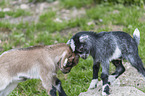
[60, 51, 67, 68]
[66, 39, 75, 52]
[66, 39, 71, 45]
[63, 58, 68, 67]
[79, 35, 89, 43]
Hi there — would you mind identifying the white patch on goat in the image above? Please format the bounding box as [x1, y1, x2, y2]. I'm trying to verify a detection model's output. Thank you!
[79, 35, 89, 43]
[108, 75, 116, 84]
[62, 51, 67, 58]
[67, 39, 75, 52]
[56, 83, 61, 92]
[70, 39, 75, 52]
[79, 53, 89, 59]
[109, 46, 121, 61]
[63, 58, 68, 67]
[88, 79, 98, 89]
[102, 84, 109, 95]
[60, 51, 67, 67]
[102, 91, 107, 96]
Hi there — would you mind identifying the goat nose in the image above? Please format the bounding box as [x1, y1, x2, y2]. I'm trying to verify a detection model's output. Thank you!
[81, 55, 87, 59]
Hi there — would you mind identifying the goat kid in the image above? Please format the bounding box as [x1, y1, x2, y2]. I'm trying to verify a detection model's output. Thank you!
[67, 28, 145, 95]
[0, 43, 79, 96]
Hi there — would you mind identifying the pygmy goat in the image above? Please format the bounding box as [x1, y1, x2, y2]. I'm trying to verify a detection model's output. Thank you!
[67, 28, 145, 95]
[0, 43, 79, 96]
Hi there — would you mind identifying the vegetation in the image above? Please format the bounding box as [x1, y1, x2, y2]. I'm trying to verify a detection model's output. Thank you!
[0, 0, 145, 96]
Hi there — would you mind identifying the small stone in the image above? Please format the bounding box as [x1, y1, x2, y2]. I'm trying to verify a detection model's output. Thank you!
[87, 21, 94, 26]
[20, 4, 29, 10]
[3, 8, 10, 12]
[99, 19, 103, 22]
[54, 18, 62, 23]
[113, 10, 119, 14]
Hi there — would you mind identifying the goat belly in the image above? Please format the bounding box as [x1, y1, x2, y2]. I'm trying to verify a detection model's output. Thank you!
[13, 66, 40, 80]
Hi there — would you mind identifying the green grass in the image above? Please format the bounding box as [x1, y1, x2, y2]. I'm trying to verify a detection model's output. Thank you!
[0, 0, 10, 8]
[60, 0, 94, 8]
[0, 9, 31, 18]
[0, 1, 145, 96]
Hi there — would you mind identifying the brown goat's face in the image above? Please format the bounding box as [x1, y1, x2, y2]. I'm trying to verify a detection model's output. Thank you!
[59, 52, 79, 74]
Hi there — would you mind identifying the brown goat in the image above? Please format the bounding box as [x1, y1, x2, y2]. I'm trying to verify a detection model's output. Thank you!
[0, 43, 79, 96]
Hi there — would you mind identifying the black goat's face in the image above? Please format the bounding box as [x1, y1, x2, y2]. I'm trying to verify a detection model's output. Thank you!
[75, 43, 89, 59]
[67, 34, 90, 60]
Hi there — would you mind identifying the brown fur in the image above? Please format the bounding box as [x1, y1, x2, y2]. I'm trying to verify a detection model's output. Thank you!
[0, 43, 79, 96]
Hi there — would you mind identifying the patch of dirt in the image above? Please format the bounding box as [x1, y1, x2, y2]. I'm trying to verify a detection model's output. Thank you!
[0, 0, 86, 24]
[57, 7, 86, 21]
[79, 62, 145, 96]
[0, 0, 60, 24]
[1, 15, 39, 24]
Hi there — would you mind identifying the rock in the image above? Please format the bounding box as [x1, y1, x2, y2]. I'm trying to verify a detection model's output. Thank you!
[99, 19, 103, 22]
[20, 4, 29, 9]
[79, 62, 145, 96]
[79, 85, 145, 96]
[54, 18, 62, 22]
[3, 8, 10, 12]
[87, 21, 95, 26]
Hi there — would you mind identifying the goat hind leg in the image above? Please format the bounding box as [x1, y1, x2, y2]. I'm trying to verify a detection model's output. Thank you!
[108, 60, 125, 85]
[50, 86, 57, 96]
[54, 78, 67, 96]
[127, 54, 145, 78]
[0, 81, 19, 96]
[49, 77, 67, 96]
[0, 76, 12, 96]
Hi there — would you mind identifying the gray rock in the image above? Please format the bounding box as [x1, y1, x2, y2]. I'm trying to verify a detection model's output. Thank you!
[3, 8, 10, 12]
[20, 4, 29, 9]
[79, 62, 145, 96]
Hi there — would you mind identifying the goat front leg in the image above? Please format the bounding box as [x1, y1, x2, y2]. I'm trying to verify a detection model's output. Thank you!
[101, 61, 110, 95]
[40, 70, 67, 96]
[54, 78, 67, 96]
[39, 68, 56, 96]
[88, 61, 100, 89]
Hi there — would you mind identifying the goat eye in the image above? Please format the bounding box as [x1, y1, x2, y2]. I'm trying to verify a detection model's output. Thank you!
[80, 47, 84, 52]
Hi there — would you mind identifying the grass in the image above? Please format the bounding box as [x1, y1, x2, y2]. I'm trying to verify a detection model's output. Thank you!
[0, 0, 145, 96]
[60, 0, 94, 8]
[0, 9, 31, 18]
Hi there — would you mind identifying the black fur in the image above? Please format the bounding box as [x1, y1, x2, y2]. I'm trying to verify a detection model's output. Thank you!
[50, 86, 57, 96]
[69, 30, 145, 95]
[50, 78, 67, 96]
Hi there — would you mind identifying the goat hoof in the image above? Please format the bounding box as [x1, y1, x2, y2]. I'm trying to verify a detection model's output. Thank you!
[102, 84, 110, 96]
[88, 79, 98, 90]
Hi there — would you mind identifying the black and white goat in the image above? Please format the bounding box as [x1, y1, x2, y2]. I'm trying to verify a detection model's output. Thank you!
[67, 28, 145, 95]
[0, 43, 79, 96]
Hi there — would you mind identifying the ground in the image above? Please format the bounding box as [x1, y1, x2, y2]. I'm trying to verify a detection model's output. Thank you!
[79, 62, 145, 96]
[0, 0, 145, 96]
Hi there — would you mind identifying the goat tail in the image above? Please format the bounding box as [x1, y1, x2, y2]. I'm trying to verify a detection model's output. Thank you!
[133, 28, 140, 46]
